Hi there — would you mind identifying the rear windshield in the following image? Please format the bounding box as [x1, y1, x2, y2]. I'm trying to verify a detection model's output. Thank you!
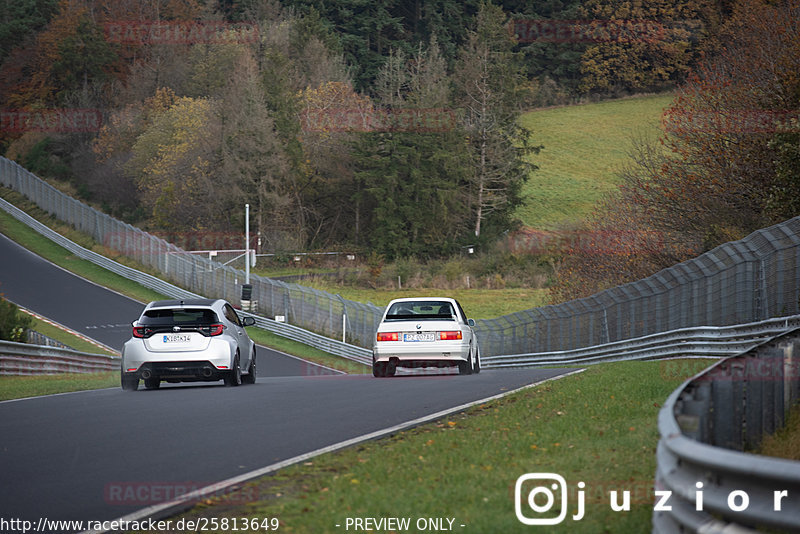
[140, 308, 220, 326]
[385, 301, 455, 321]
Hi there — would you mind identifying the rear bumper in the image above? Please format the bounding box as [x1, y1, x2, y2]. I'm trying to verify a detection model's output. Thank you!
[128, 361, 223, 380]
[373, 341, 469, 367]
[121, 339, 232, 379]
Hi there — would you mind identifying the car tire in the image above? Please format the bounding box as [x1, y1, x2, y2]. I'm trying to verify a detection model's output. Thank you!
[144, 377, 160, 390]
[473, 346, 481, 374]
[459, 349, 474, 375]
[224, 354, 242, 387]
[121, 372, 138, 391]
[373, 360, 396, 378]
[242, 348, 257, 385]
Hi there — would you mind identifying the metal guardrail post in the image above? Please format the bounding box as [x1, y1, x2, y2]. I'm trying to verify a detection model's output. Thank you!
[654, 329, 800, 533]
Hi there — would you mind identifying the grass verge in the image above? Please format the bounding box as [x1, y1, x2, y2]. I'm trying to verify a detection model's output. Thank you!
[0, 372, 117, 402]
[161, 360, 704, 534]
[246, 328, 368, 375]
[24, 311, 118, 356]
[756, 403, 800, 461]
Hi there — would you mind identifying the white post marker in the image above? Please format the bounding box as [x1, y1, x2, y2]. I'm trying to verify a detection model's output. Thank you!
[245, 203, 250, 285]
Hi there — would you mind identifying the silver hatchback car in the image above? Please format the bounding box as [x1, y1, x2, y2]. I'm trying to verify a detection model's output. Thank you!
[121, 299, 257, 390]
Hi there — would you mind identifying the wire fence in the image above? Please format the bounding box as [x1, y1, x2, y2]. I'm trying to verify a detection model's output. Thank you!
[478, 220, 800, 356]
[0, 157, 382, 348]
[3, 155, 800, 357]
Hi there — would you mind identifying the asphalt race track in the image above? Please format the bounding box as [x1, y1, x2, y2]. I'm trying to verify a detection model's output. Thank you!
[0, 232, 575, 531]
[0, 233, 336, 377]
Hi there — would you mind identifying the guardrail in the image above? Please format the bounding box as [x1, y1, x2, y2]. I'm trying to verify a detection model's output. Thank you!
[481, 314, 800, 368]
[0, 195, 372, 366]
[653, 329, 800, 533]
[242, 313, 372, 366]
[0, 340, 120, 375]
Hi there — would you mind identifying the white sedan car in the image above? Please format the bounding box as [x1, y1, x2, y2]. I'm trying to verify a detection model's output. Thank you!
[372, 297, 480, 377]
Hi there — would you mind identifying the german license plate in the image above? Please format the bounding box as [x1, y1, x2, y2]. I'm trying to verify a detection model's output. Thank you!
[403, 332, 434, 342]
[162, 334, 192, 343]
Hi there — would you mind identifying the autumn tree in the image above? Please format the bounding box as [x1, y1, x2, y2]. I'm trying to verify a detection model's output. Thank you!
[577, 0, 713, 94]
[0, 0, 58, 66]
[298, 81, 372, 246]
[7, 1, 117, 108]
[124, 95, 221, 230]
[254, 10, 353, 250]
[553, 0, 800, 302]
[218, 48, 295, 250]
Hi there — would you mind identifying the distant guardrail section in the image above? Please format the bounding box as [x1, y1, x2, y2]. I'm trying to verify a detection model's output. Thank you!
[483, 314, 800, 368]
[653, 329, 800, 533]
[0, 340, 120, 375]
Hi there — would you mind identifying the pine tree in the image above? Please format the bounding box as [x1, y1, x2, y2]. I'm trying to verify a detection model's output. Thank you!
[453, 1, 539, 240]
[354, 37, 472, 258]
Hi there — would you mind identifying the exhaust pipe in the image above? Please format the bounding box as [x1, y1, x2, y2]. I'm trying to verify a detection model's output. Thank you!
[201, 367, 214, 378]
[141, 369, 152, 380]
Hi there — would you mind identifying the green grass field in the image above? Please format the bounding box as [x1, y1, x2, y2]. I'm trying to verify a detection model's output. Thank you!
[517, 93, 673, 230]
[164, 360, 705, 534]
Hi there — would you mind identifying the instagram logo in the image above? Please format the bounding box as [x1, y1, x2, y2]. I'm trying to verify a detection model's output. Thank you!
[514, 473, 584, 525]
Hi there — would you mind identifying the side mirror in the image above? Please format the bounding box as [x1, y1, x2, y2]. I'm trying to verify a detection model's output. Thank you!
[467, 319, 475, 327]
[242, 316, 256, 327]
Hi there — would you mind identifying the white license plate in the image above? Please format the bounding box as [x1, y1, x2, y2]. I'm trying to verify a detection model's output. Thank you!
[404, 332, 435, 342]
[162, 334, 192, 343]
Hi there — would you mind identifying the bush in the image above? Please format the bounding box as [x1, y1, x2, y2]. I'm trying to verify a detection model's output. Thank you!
[0, 297, 32, 343]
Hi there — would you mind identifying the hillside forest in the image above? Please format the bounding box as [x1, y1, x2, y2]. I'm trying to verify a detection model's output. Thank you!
[1, 0, 799, 302]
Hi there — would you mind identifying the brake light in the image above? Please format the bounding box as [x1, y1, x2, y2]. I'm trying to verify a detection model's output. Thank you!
[132, 326, 151, 338]
[207, 324, 225, 336]
[439, 331, 462, 340]
[377, 332, 399, 342]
